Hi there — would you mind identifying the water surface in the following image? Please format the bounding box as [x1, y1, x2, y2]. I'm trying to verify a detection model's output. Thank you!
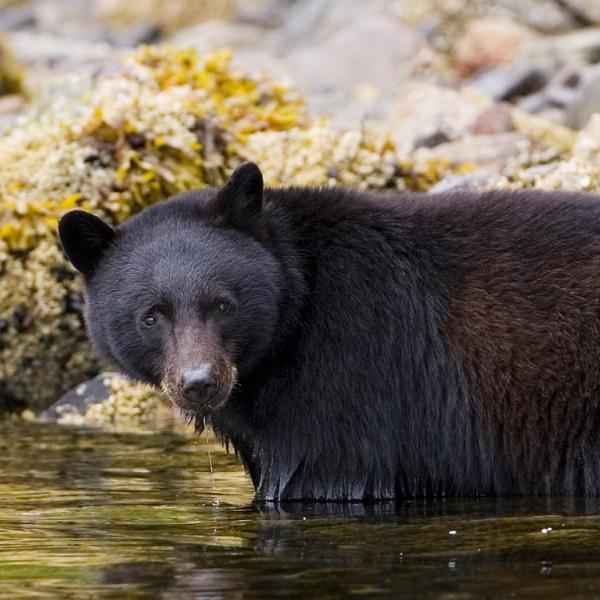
[2, 420, 600, 598]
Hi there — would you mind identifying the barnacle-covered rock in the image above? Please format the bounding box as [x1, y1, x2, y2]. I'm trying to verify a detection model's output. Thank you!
[0, 44, 456, 413]
[0, 45, 308, 410]
[38, 372, 182, 431]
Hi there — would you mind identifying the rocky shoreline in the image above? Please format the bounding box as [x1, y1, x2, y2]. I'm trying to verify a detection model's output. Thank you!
[2, 0, 600, 426]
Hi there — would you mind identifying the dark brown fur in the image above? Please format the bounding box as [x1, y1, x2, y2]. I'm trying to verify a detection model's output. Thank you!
[58, 166, 600, 500]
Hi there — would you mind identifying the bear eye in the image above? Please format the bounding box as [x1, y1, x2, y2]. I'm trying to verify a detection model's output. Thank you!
[217, 300, 233, 315]
[217, 299, 233, 315]
[142, 311, 159, 328]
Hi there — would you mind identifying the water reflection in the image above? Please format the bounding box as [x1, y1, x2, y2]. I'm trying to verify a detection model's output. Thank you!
[2, 420, 600, 598]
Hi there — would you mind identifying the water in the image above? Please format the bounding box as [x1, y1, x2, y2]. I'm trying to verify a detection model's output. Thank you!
[3, 421, 600, 598]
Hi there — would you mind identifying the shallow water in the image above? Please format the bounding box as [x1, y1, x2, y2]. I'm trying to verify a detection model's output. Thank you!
[3, 422, 600, 598]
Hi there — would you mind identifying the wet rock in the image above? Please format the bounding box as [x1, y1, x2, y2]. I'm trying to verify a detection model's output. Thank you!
[38, 373, 113, 422]
[471, 62, 548, 101]
[471, 103, 514, 134]
[453, 17, 539, 78]
[38, 372, 173, 430]
[429, 170, 495, 193]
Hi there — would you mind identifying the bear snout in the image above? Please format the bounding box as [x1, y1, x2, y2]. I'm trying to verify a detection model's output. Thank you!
[181, 365, 218, 406]
[163, 357, 237, 418]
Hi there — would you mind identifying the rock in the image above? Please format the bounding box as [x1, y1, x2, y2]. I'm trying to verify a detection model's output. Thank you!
[414, 130, 451, 149]
[111, 21, 162, 47]
[557, 0, 600, 26]
[471, 103, 514, 134]
[493, 0, 579, 34]
[38, 373, 112, 422]
[390, 80, 491, 155]
[429, 170, 495, 194]
[285, 16, 428, 125]
[235, 0, 291, 28]
[572, 113, 600, 161]
[521, 28, 600, 67]
[0, 4, 36, 30]
[566, 67, 600, 129]
[415, 132, 531, 173]
[453, 17, 539, 78]
[6, 31, 115, 69]
[470, 62, 548, 101]
[37, 372, 172, 429]
[168, 20, 271, 56]
[95, 0, 235, 34]
[279, 0, 393, 51]
[0, 93, 24, 114]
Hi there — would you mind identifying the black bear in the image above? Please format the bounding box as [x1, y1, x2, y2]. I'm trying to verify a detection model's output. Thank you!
[59, 162, 600, 501]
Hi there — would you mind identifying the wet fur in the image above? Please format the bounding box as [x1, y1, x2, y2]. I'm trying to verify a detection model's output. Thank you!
[60, 178, 600, 501]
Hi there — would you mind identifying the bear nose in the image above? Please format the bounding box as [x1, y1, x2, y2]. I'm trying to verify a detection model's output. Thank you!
[181, 366, 217, 405]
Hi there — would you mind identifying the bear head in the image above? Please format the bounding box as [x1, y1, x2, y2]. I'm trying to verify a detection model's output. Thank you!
[58, 163, 283, 419]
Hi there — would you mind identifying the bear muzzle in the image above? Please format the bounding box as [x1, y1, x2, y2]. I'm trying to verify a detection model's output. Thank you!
[163, 359, 237, 418]
[181, 365, 218, 406]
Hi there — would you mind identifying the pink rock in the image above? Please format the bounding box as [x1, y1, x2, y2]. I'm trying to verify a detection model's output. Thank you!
[472, 104, 514, 135]
[454, 17, 538, 78]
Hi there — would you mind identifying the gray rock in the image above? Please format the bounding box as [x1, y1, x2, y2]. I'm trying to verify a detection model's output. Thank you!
[416, 132, 531, 173]
[471, 63, 548, 101]
[566, 66, 600, 129]
[0, 4, 36, 30]
[493, 0, 578, 33]
[278, 0, 393, 52]
[285, 15, 426, 124]
[112, 21, 162, 47]
[6, 30, 116, 69]
[169, 20, 273, 55]
[517, 67, 583, 119]
[38, 372, 117, 422]
[429, 170, 495, 194]
[235, 0, 293, 29]
[521, 28, 600, 67]
[556, 0, 600, 26]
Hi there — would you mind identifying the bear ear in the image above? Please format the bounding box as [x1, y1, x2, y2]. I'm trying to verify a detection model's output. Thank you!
[58, 210, 115, 278]
[207, 162, 264, 229]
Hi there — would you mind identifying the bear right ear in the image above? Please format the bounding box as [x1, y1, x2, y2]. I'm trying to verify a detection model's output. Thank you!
[58, 210, 115, 278]
[206, 162, 264, 230]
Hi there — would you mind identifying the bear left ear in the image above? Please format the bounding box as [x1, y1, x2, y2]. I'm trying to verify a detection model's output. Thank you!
[58, 210, 115, 278]
[207, 162, 264, 229]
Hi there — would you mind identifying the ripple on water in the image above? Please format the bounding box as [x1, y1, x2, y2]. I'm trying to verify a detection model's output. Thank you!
[2, 421, 600, 598]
